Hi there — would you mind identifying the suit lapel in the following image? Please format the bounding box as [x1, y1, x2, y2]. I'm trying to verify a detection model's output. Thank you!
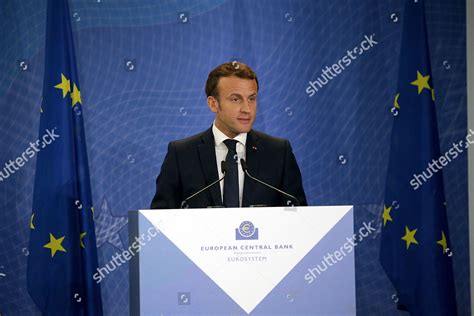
[197, 127, 222, 207]
[242, 130, 260, 207]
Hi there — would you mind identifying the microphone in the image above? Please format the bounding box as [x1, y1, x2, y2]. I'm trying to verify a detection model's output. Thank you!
[180, 160, 227, 209]
[240, 158, 300, 207]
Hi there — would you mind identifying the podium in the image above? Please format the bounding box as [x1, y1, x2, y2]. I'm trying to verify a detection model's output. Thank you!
[129, 206, 355, 315]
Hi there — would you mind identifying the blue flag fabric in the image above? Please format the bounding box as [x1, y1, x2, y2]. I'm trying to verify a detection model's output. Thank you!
[27, 0, 103, 315]
[380, 0, 457, 315]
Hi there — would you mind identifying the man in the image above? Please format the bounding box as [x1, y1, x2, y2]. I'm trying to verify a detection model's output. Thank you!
[150, 62, 307, 209]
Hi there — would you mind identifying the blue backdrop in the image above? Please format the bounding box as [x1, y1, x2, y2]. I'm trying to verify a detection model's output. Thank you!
[0, 0, 468, 315]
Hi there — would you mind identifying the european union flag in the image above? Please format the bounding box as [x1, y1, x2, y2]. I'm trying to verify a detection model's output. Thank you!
[380, 0, 457, 315]
[27, 0, 103, 314]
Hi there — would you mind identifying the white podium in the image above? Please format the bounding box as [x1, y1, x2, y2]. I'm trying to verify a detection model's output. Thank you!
[129, 206, 355, 315]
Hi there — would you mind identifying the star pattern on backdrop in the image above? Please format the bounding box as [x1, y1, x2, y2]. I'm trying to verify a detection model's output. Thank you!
[95, 196, 128, 250]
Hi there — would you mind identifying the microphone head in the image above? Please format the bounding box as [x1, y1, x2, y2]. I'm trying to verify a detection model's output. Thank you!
[240, 158, 248, 171]
[221, 160, 227, 173]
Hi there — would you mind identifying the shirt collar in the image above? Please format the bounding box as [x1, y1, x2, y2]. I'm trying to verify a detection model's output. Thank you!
[212, 122, 247, 147]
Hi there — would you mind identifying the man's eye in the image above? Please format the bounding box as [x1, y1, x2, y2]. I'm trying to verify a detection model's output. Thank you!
[249, 97, 256, 102]
[232, 98, 240, 102]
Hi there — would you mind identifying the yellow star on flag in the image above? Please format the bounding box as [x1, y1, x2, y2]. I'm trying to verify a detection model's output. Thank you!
[437, 231, 448, 254]
[30, 213, 35, 230]
[394, 93, 400, 109]
[71, 83, 82, 107]
[54, 73, 71, 98]
[431, 88, 435, 102]
[80, 232, 87, 248]
[382, 205, 393, 226]
[44, 233, 66, 257]
[410, 70, 431, 94]
[401, 226, 418, 249]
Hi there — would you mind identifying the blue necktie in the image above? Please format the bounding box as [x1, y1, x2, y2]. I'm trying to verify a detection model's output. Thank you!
[223, 139, 239, 207]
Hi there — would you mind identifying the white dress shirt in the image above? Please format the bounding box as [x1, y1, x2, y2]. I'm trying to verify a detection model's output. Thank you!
[212, 123, 247, 207]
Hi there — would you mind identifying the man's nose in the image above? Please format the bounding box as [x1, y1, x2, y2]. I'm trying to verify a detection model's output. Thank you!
[241, 101, 251, 113]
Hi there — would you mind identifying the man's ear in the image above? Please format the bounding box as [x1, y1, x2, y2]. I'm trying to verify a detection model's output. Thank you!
[207, 96, 218, 113]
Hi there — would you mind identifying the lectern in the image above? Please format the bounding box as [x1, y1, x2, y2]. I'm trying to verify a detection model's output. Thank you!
[129, 206, 355, 315]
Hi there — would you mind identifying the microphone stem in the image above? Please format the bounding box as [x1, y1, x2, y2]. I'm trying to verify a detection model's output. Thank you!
[243, 170, 300, 207]
[181, 173, 226, 208]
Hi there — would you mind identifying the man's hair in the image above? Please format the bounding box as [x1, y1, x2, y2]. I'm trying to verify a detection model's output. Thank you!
[205, 62, 259, 98]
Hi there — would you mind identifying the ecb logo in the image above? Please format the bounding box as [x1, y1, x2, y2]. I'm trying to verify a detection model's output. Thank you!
[236, 221, 259, 240]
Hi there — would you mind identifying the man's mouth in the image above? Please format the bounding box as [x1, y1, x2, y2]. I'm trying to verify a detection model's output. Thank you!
[238, 118, 251, 123]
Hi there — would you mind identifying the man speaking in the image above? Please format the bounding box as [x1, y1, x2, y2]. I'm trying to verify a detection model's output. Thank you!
[150, 62, 307, 209]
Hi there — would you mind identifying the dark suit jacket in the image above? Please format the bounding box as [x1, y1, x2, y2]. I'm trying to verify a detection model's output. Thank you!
[150, 127, 307, 209]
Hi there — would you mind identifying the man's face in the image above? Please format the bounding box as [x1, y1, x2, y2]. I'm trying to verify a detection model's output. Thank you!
[207, 76, 258, 138]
